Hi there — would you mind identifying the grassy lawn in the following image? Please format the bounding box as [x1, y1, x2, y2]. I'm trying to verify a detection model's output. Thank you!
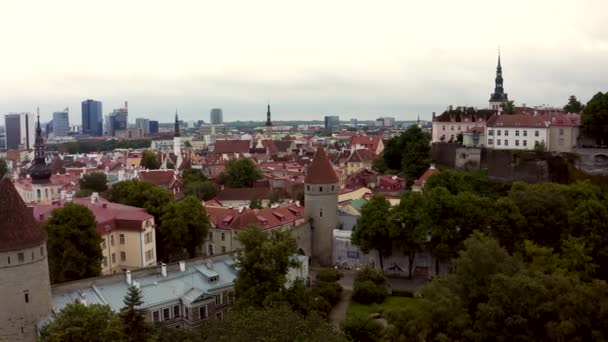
[347, 296, 422, 319]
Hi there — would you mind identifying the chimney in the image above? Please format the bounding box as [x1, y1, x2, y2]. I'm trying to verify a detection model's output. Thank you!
[206, 260, 213, 270]
[161, 263, 167, 277]
[179, 261, 186, 272]
[126, 270, 132, 285]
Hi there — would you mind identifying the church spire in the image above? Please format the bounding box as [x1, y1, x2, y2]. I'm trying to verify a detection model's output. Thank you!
[265, 103, 272, 127]
[30, 108, 51, 183]
[489, 50, 508, 109]
[174, 109, 180, 137]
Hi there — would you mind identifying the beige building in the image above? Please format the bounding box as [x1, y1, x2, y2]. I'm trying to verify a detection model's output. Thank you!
[0, 178, 52, 342]
[547, 114, 581, 153]
[344, 148, 376, 176]
[33, 193, 157, 274]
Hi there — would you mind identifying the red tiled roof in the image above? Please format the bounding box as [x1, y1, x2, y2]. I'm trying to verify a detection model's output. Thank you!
[305, 147, 339, 184]
[414, 165, 440, 187]
[433, 107, 496, 123]
[137, 169, 182, 189]
[550, 114, 581, 127]
[486, 114, 550, 128]
[216, 187, 273, 201]
[347, 148, 377, 163]
[205, 203, 305, 230]
[0, 178, 45, 252]
[214, 140, 250, 154]
[349, 135, 383, 152]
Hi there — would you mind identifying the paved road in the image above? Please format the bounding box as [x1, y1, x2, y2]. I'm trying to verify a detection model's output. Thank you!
[329, 290, 352, 328]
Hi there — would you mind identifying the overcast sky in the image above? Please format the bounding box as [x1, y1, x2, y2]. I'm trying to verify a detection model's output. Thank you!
[1, 0, 607, 124]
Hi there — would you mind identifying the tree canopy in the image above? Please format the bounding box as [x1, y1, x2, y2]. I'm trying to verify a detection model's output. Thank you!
[182, 169, 218, 201]
[219, 158, 262, 188]
[379, 125, 430, 180]
[140, 150, 160, 170]
[40, 303, 125, 342]
[119, 286, 149, 342]
[159, 195, 210, 259]
[0, 158, 7, 178]
[582, 91, 608, 145]
[44, 203, 103, 283]
[79, 172, 108, 193]
[564, 94, 584, 113]
[500, 100, 516, 114]
[352, 195, 393, 271]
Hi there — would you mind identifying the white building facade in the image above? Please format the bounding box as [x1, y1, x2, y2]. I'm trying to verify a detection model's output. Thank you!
[485, 114, 550, 150]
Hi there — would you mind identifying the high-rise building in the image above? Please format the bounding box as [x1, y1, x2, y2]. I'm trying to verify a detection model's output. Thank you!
[324, 115, 340, 133]
[149, 120, 159, 134]
[210, 108, 223, 125]
[52, 109, 70, 137]
[81, 99, 103, 136]
[4, 113, 35, 150]
[375, 117, 395, 127]
[135, 118, 150, 135]
[350, 118, 358, 127]
[107, 103, 128, 137]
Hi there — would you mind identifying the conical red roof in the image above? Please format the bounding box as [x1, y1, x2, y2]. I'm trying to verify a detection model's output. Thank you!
[0, 178, 45, 252]
[305, 146, 339, 184]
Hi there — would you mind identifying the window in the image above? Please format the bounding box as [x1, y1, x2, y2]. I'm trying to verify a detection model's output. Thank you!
[221, 233, 225, 241]
[103, 256, 108, 267]
[228, 291, 235, 303]
[497, 130, 501, 136]
[488, 129, 494, 136]
[185, 307, 190, 319]
[559, 128, 564, 136]
[515, 140, 519, 146]
[451, 126, 454, 131]
[488, 139, 494, 145]
[221, 246, 226, 253]
[199, 305, 208, 319]
[173, 305, 180, 318]
[101, 239, 106, 249]
[535, 130, 539, 137]
[120, 252, 126, 262]
[7, 256, 10, 264]
[110, 235, 114, 246]
[163, 308, 170, 321]
[216, 294, 221, 305]
[153, 311, 160, 322]
[222, 291, 228, 304]
[442, 125, 446, 130]
[208, 244, 214, 256]
[332, 185, 335, 191]
[40, 246, 44, 257]
[119, 234, 125, 245]
[523, 140, 528, 147]
[216, 311, 223, 320]
[18, 253, 24, 263]
[504, 130, 509, 136]
[319, 186, 323, 192]
[208, 232, 213, 241]
[504, 140, 509, 146]
[457, 126, 461, 131]
[111, 253, 116, 264]
[523, 130, 528, 137]
[559, 138, 565, 146]
[515, 130, 520, 136]
[319, 209, 323, 217]
[145, 249, 154, 262]
[497, 139, 501, 146]
[24, 292, 29, 303]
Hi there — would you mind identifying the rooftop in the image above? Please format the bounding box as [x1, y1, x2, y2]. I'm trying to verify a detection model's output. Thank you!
[0, 178, 46, 252]
[305, 146, 339, 184]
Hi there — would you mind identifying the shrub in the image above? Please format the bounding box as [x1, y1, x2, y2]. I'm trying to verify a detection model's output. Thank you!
[342, 314, 384, 342]
[316, 268, 343, 283]
[352, 280, 388, 305]
[356, 266, 386, 286]
[391, 290, 414, 298]
[312, 281, 343, 306]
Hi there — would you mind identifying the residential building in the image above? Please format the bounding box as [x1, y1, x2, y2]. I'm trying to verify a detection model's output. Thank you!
[212, 140, 251, 160]
[81, 99, 103, 136]
[33, 193, 157, 274]
[51, 110, 70, 137]
[0, 178, 52, 342]
[324, 115, 340, 133]
[348, 135, 385, 155]
[135, 118, 150, 135]
[489, 53, 509, 110]
[377, 174, 406, 194]
[344, 148, 376, 175]
[461, 127, 485, 147]
[431, 106, 495, 143]
[136, 169, 183, 195]
[4, 113, 35, 150]
[412, 164, 439, 192]
[548, 114, 580, 153]
[210, 108, 223, 125]
[485, 114, 550, 150]
[149, 120, 159, 134]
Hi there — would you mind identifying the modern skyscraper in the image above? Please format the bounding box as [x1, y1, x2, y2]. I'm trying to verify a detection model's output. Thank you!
[489, 52, 508, 110]
[81, 99, 103, 136]
[149, 120, 159, 134]
[324, 115, 340, 133]
[107, 103, 128, 136]
[350, 118, 358, 127]
[210, 108, 223, 125]
[52, 109, 70, 137]
[135, 118, 150, 135]
[4, 113, 35, 150]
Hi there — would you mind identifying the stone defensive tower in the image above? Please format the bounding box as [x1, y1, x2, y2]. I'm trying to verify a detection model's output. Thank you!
[0, 178, 52, 341]
[304, 146, 339, 266]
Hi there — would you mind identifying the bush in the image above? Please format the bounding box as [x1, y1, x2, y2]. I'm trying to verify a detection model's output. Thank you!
[356, 267, 386, 286]
[316, 268, 343, 283]
[342, 314, 384, 342]
[391, 290, 414, 298]
[312, 281, 343, 306]
[352, 280, 388, 305]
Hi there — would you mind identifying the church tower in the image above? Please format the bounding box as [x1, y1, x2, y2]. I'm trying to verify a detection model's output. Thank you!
[489, 52, 509, 110]
[29, 113, 51, 184]
[265, 103, 272, 138]
[0, 178, 52, 341]
[304, 146, 339, 266]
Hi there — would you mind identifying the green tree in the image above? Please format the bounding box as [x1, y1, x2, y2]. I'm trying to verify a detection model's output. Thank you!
[563, 95, 584, 113]
[159, 195, 210, 259]
[119, 286, 149, 342]
[380, 125, 430, 176]
[582, 91, 608, 145]
[140, 149, 160, 169]
[487, 197, 527, 252]
[352, 195, 393, 272]
[44, 203, 103, 283]
[391, 191, 428, 278]
[0, 158, 7, 178]
[234, 226, 298, 308]
[342, 314, 384, 342]
[202, 305, 347, 342]
[79, 172, 108, 193]
[567, 198, 608, 279]
[401, 138, 431, 181]
[40, 302, 125, 342]
[184, 180, 218, 201]
[249, 198, 263, 209]
[219, 158, 262, 188]
[500, 100, 516, 114]
[75, 188, 94, 198]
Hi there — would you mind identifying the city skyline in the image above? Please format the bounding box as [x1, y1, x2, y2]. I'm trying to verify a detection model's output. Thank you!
[1, 0, 607, 123]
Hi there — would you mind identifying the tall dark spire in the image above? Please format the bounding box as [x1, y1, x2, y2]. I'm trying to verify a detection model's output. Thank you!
[174, 109, 180, 137]
[265, 103, 272, 127]
[489, 51, 508, 105]
[29, 109, 51, 183]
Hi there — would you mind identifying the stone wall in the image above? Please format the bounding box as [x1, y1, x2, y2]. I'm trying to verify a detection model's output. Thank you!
[573, 149, 608, 176]
[431, 142, 459, 168]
